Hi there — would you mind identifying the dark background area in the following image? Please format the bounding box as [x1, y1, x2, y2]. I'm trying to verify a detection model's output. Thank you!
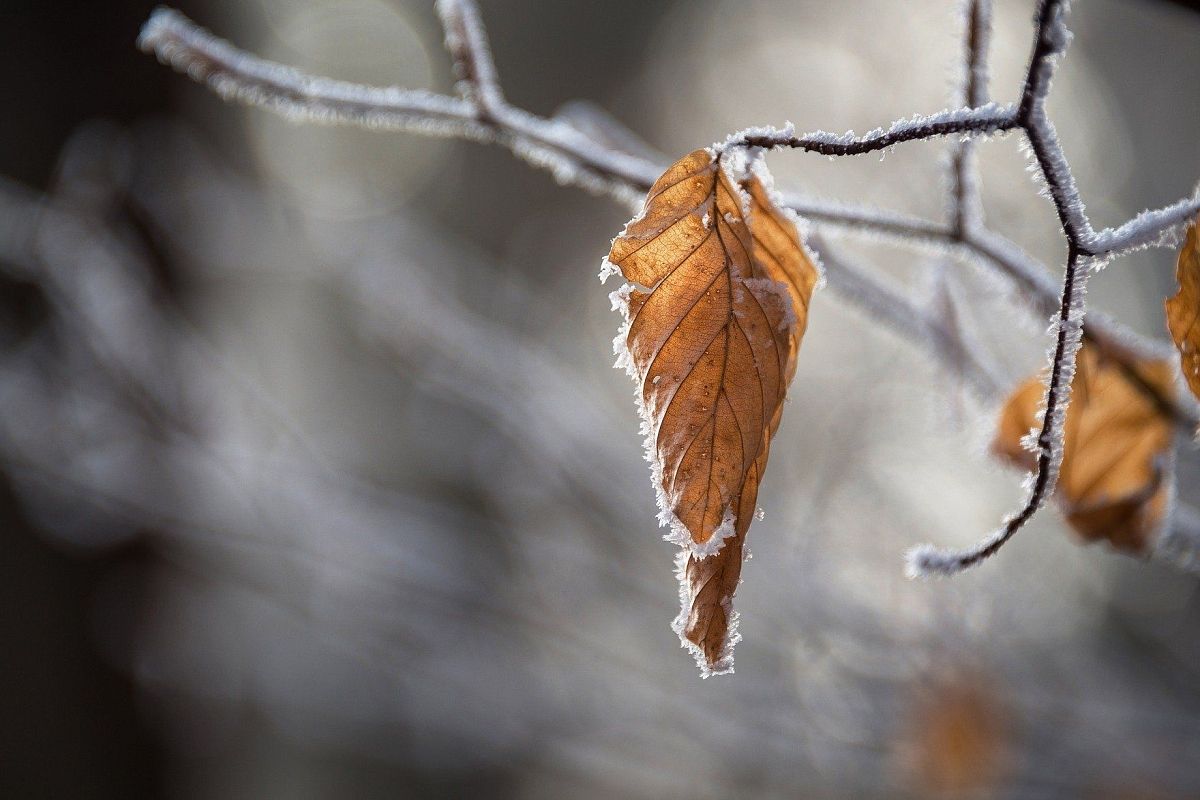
[2, 1, 655, 796]
[2, 3, 183, 796]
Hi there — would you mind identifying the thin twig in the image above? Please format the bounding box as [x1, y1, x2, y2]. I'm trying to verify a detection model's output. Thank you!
[1091, 196, 1200, 255]
[909, 0, 1093, 574]
[728, 104, 1018, 156]
[1019, 11, 1094, 250]
[137, 8, 659, 206]
[137, 9, 492, 138]
[949, 0, 992, 235]
[788, 196, 1196, 430]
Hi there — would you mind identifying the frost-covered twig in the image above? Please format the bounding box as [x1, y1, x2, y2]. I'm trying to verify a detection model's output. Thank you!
[818, 239, 1200, 576]
[949, 0, 992, 235]
[1089, 195, 1200, 256]
[137, 9, 492, 140]
[1017, 0, 1094, 248]
[961, 0, 992, 112]
[139, 5, 1192, 436]
[1001, 0, 1200, 259]
[782, 195, 952, 244]
[909, 0, 1090, 574]
[137, 8, 660, 206]
[138, 4, 1200, 259]
[137, 5, 1186, 421]
[908, 0, 1200, 573]
[728, 104, 1018, 156]
[792, 197, 1196, 430]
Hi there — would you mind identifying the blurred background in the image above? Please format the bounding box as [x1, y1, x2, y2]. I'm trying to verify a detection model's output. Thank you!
[3, 0, 1200, 797]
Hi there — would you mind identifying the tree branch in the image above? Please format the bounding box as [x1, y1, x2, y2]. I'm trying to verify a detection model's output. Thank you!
[138, 5, 1200, 256]
[811, 235, 1198, 576]
[909, 0, 1099, 574]
[138, 1, 1200, 575]
[908, 0, 1198, 573]
[138, 6, 1192, 434]
[137, 9, 492, 138]
[1091, 196, 1200, 256]
[137, 8, 660, 206]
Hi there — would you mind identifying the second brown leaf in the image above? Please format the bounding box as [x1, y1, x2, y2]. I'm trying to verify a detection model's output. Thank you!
[1165, 214, 1200, 409]
[993, 345, 1176, 554]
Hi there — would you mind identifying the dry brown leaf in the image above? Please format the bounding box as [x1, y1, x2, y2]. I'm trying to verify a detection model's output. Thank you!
[1165, 215, 1200, 405]
[992, 345, 1176, 553]
[605, 148, 819, 675]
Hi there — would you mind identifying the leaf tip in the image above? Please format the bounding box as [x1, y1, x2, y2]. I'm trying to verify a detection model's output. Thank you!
[672, 551, 740, 678]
